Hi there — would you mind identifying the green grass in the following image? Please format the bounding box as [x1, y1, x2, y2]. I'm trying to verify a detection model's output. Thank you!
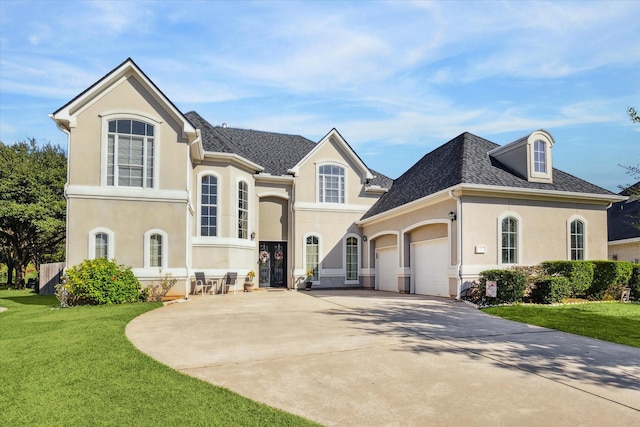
[0, 288, 318, 426]
[483, 302, 640, 348]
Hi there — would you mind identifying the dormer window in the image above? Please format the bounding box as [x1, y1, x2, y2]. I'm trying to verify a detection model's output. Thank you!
[533, 140, 546, 173]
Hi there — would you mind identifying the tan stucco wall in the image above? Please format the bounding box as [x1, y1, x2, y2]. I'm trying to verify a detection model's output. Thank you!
[259, 197, 288, 241]
[460, 196, 609, 268]
[69, 75, 187, 190]
[67, 198, 186, 268]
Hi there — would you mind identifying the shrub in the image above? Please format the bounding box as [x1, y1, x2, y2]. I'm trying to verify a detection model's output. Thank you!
[509, 265, 544, 298]
[478, 269, 527, 303]
[59, 258, 142, 306]
[589, 261, 633, 300]
[629, 264, 640, 301]
[141, 272, 177, 302]
[530, 276, 571, 304]
[541, 261, 593, 297]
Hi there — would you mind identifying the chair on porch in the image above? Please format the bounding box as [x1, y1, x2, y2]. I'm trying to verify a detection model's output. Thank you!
[193, 272, 216, 295]
[222, 272, 237, 295]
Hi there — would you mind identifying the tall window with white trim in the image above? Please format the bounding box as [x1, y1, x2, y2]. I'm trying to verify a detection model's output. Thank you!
[306, 235, 319, 281]
[318, 165, 344, 203]
[107, 119, 154, 188]
[501, 216, 518, 264]
[346, 236, 358, 280]
[201, 175, 218, 237]
[150, 233, 163, 267]
[95, 232, 109, 259]
[570, 219, 585, 260]
[238, 181, 248, 239]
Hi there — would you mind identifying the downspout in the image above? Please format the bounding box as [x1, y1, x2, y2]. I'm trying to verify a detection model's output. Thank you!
[449, 189, 462, 299]
[185, 130, 201, 299]
[57, 123, 72, 271]
[290, 176, 296, 290]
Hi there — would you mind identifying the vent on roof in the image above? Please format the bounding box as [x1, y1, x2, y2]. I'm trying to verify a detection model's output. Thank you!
[222, 122, 227, 128]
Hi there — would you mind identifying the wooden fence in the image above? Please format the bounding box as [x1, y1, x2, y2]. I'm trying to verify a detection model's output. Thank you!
[39, 262, 65, 295]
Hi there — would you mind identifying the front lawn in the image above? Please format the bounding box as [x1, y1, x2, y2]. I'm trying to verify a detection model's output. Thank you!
[483, 302, 640, 348]
[0, 288, 317, 426]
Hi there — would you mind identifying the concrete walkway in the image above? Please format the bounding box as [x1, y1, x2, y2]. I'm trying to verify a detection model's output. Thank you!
[126, 290, 640, 426]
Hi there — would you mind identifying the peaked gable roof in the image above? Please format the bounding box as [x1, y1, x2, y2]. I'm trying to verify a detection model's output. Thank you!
[362, 132, 616, 220]
[185, 111, 392, 187]
[51, 58, 195, 138]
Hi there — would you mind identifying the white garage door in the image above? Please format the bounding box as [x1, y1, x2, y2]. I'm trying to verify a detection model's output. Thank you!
[412, 238, 449, 297]
[376, 246, 397, 292]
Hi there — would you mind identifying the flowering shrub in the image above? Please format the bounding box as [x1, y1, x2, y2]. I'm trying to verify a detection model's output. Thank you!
[57, 258, 142, 306]
[141, 272, 177, 302]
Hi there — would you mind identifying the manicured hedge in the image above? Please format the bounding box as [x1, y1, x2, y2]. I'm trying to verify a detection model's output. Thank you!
[540, 260, 593, 297]
[590, 261, 633, 300]
[479, 269, 527, 303]
[530, 276, 571, 304]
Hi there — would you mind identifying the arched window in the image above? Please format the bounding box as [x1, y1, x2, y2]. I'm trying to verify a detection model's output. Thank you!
[305, 235, 319, 281]
[201, 175, 218, 237]
[144, 229, 168, 269]
[95, 233, 109, 259]
[346, 236, 359, 281]
[570, 219, 585, 260]
[107, 119, 154, 188]
[318, 164, 345, 203]
[501, 216, 518, 264]
[89, 228, 114, 260]
[238, 181, 248, 239]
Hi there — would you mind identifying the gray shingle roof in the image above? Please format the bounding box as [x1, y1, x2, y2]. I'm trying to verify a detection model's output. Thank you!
[185, 111, 317, 175]
[362, 132, 615, 220]
[608, 182, 640, 242]
[185, 112, 392, 187]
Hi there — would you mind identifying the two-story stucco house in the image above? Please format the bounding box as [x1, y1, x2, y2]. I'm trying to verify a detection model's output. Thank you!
[50, 58, 622, 298]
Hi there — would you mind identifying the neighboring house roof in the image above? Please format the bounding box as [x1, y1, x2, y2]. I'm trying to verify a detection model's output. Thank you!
[608, 182, 640, 242]
[185, 111, 392, 187]
[362, 132, 616, 220]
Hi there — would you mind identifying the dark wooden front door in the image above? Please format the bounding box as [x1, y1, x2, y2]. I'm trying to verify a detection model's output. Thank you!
[258, 241, 287, 287]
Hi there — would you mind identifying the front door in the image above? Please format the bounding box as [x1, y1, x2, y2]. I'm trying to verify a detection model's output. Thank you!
[258, 241, 287, 287]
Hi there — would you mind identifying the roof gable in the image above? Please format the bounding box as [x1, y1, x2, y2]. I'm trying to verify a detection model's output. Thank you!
[289, 128, 373, 181]
[51, 58, 196, 140]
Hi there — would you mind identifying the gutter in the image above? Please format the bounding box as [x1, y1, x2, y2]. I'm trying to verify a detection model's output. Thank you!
[185, 130, 201, 298]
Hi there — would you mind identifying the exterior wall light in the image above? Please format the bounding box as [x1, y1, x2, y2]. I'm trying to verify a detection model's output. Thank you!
[448, 211, 457, 222]
[251, 232, 256, 240]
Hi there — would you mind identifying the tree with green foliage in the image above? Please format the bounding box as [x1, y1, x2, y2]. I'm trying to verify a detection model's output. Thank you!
[0, 139, 66, 286]
[620, 107, 640, 198]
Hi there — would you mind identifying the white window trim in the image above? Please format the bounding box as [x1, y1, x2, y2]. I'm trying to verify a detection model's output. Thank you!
[197, 171, 221, 238]
[567, 215, 587, 260]
[100, 112, 161, 190]
[88, 227, 115, 260]
[303, 232, 322, 283]
[527, 131, 553, 182]
[236, 177, 250, 240]
[144, 229, 168, 269]
[316, 161, 347, 204]
[497, 212, 522, 266]
[343, 233, 360, 285]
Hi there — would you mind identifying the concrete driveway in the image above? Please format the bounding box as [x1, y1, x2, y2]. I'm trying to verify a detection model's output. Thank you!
[126, 290, 640, 426]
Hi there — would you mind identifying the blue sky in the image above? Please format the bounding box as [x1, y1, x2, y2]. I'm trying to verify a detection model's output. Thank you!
[1, 0, 638, 192]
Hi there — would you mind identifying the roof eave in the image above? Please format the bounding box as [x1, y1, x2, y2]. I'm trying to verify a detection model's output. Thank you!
[203, 151, 264, 172]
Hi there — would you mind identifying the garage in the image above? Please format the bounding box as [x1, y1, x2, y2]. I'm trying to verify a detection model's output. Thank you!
[411, 238, 450, 297]
[376, 246, 398, 292]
